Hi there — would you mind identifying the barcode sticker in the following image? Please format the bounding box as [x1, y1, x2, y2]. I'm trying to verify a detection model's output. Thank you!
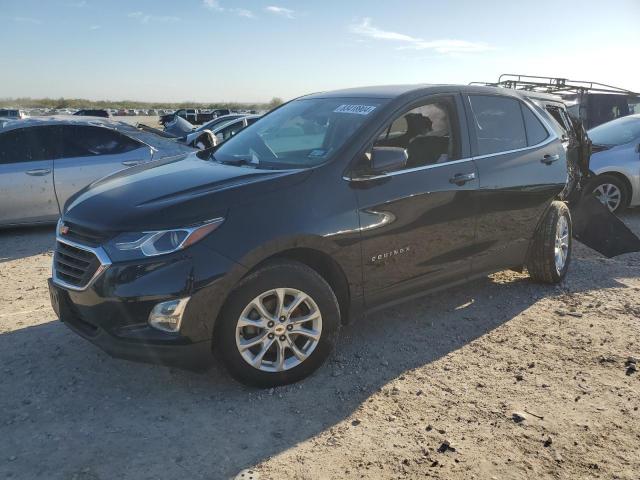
[334, 105, 377, 115]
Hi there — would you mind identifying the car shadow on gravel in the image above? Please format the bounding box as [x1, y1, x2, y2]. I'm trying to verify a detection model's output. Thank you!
[0, 264, 631, 480]
[0, 226, 55, 263]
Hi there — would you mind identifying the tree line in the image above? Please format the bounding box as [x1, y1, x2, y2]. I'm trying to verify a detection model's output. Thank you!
[0, 97, 285, 111]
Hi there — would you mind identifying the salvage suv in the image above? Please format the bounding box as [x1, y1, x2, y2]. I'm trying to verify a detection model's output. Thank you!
[48, 85, 634, 387]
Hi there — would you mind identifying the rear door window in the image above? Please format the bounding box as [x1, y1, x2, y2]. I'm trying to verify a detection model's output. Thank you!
[521, 105, 549, 146]
[60, 126, 142, 158]
[469, 95, 527, 155]
[0, 129, 30, 164]
[25, 126, 63, 161]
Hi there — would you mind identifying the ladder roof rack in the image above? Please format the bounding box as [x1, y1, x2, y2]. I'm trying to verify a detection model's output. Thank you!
[470, 74, 638, 96]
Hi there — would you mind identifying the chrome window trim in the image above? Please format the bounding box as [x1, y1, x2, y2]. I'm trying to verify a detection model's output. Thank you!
[52, 236, 112, 292]
[472, 132, 558, 160]
[344, 157, 474, 182]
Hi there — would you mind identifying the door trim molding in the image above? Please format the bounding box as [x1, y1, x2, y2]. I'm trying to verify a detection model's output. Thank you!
[344, 157, 474, 182]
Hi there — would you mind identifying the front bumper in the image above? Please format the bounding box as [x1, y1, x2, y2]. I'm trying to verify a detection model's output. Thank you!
[49, 242, 244, 371]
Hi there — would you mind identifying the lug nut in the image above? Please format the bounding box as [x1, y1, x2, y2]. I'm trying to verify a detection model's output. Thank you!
[268, 333, 275, 339]
[267, 321, 275, 328]
[287, 324, 293, 331]
[279, 316, 286, 322]
[279, 335, 286, 341]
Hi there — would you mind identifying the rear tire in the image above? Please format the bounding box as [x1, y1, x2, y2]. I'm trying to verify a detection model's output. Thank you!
[527, 201, 572, 284]
[214, 260, 340, 388]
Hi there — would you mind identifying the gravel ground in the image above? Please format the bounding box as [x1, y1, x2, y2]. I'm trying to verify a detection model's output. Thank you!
[0, 211, 638, 480]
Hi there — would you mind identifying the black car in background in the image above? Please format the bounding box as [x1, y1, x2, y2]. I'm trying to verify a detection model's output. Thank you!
[159, 108, 231, 126]
[73, 109, 110, 118]
[48, 84, 636, 387]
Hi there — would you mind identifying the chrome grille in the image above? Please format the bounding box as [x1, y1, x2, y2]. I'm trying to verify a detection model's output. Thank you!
[52, 238, 111, 291]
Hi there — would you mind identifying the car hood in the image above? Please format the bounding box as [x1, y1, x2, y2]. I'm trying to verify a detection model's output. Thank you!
[122, 127, 195, 157]
[64, 154, 309, 232]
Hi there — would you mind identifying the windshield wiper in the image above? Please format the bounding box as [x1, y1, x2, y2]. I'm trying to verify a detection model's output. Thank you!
[214, 156, 258, 168]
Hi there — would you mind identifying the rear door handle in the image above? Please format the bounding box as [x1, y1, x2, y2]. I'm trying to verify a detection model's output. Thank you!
[25, 168, 51, 176]
[121, 160, 142, 166]
[449, 172, 476, 186]
[541, 154, 560, 165]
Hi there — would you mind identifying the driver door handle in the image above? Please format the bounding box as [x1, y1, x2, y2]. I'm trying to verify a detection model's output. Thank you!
[541, 154, 560, 165]
[121, 160, 142, 166]
[25, 168, 51, 176]
[449, 172, 476, 186]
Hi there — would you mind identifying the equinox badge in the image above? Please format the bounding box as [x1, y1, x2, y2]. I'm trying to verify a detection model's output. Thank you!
[371, 246, 411, 263]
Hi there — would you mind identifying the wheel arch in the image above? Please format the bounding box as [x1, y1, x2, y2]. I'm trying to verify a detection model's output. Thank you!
[245, 247, 352, 325]
[210, 236, 357, 340]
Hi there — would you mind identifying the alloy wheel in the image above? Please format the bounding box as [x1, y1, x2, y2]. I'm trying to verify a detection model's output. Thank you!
[235, 288, 322, 372]
[594, 183, 622, 212]
[554, 215, 569, 273]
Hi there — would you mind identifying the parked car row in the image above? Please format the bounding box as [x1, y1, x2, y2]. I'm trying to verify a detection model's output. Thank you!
[47, 83, 640, 388]
[159, 108, 232, 126]
[2, 107, 193, 117]
[162, 113, 262, 148]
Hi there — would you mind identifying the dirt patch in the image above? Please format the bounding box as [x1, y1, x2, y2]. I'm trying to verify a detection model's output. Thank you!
[113, 115, 162, 129]
[0, 212, 638, 480]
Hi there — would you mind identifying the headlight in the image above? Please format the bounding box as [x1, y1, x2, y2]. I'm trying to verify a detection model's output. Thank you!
[104, 218, 224, 260]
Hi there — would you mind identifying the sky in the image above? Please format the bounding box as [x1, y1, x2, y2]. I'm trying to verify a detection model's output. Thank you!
[1, 0, 639, 103]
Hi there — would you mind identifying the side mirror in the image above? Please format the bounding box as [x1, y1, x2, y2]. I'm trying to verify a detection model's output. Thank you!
[191, 130, 217, 150]
[370, 147, 407, 174]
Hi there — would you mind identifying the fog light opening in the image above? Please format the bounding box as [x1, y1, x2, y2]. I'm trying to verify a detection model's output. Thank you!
[148, 298, 190, 333]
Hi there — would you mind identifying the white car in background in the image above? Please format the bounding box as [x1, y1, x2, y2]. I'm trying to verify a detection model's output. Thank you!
[587, 114, 640, 212]
[0, 117, 195, 227]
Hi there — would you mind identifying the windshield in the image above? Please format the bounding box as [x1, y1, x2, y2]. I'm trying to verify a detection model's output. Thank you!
[588, 115, 640, 146]
[213, 97, 386, 169]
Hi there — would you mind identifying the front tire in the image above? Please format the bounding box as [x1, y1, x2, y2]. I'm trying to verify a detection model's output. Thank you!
[527, 201, 572, 284]
[587, 174, 629, 213]
[214, 260, 340, 388]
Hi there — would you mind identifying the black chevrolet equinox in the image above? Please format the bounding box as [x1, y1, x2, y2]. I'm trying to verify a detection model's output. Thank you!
[48, 85, 598, 387]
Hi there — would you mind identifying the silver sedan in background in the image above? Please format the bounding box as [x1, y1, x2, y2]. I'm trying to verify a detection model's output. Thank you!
[0, 117, 195, 227]
[587, 114, 640, 212]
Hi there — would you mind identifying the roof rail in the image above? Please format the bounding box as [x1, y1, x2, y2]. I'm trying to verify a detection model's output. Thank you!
[470, 74, 638, 96]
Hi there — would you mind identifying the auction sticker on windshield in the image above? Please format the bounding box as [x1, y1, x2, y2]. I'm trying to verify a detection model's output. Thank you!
[334, 104, 377, 115]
